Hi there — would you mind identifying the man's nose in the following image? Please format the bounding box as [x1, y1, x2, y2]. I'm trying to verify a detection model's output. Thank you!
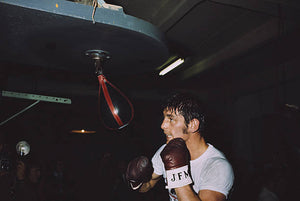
[161, 119, 167, 129]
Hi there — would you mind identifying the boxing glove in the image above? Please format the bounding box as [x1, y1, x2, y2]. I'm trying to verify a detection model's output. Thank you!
[126, 156, 153, 190]
[161, 138, 192, 189]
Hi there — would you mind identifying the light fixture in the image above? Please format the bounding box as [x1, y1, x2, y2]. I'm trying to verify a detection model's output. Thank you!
[70, 129, 96, 134]
[69, 120, 97, 134]
[16, 141, 30, 156]
[159, 58, 184, 76]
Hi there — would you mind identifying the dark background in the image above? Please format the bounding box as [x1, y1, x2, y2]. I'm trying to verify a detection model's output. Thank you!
[1, 0, 300, 200]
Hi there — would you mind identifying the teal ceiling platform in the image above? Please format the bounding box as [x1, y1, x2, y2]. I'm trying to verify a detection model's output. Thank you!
[0, 0, 169, 75]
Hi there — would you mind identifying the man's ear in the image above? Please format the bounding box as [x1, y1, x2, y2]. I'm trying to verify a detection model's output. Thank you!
[188, 118, 200, 133]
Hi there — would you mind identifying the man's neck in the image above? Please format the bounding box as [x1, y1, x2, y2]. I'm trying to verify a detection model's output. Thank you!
[186, 134, 208, 160]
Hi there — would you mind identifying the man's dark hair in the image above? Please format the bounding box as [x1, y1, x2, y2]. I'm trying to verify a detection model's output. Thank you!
[162, 92, 205, 133]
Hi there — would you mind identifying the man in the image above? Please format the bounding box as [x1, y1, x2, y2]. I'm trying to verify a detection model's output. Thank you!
[0, 133, 14, 201]
[126, 93, 234, 201]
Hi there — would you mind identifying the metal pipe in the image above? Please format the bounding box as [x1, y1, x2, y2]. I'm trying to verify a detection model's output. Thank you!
[0, 100, 40, 126]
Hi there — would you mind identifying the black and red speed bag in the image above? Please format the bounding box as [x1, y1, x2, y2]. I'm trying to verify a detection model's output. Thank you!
[98, 74, 134, 130]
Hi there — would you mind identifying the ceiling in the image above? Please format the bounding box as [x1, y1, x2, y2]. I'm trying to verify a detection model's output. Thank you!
[1, 0, 300, 96]
[1, 0, 300, 147]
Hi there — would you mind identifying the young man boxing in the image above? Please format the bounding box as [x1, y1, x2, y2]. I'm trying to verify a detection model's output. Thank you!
[126, 92, 234, 201]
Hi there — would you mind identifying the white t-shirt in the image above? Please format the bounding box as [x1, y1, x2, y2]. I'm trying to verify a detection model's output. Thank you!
[152, 143, 234, 201]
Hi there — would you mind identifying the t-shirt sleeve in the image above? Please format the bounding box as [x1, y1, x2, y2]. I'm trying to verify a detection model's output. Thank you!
[198, 158, 234, 198]
[151, 145, 166, 176]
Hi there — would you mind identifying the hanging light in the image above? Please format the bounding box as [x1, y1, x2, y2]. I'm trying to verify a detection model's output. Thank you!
[16, 141, 30, 156]
[70, 129, 96, 134]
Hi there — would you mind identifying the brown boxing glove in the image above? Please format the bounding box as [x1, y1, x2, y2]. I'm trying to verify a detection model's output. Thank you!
[160, 138, 192, 189]
[126, 156, 153, 190]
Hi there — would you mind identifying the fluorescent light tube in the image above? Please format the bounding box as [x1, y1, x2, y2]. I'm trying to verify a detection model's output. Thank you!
[159, 58, 184, 76]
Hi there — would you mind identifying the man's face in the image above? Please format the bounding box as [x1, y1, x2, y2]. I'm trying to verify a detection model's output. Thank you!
[161, 108, 189, 143]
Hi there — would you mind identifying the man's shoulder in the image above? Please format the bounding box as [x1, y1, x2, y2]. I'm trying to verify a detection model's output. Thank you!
[205, 156, 232, 170]
[152, 144, 166, 162]
[151, 144, 166, 176]
[154, 144, 166, 155]
[206, 144, 227, 159]
[202, 147, 234, 178]
[193, 144, 232, 170]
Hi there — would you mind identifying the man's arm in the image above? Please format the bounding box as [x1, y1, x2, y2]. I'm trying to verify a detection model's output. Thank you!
[175, 185, 226, 201]
[198, 189, 226, 201]
[139, 172, 161, 192]
[159, 138, 228, 201]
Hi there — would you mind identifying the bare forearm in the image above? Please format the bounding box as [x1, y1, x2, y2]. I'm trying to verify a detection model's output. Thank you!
[139, 175, 161, 193]
[175, 185, 201, 201]
[139, 182, 152, 193]
[176, 186, 226, 201]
